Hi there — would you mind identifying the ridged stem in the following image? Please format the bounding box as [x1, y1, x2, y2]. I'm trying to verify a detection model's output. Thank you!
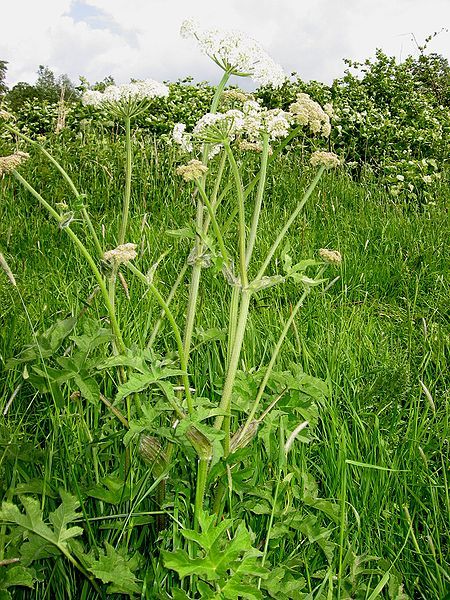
[118, 116, 132, 245]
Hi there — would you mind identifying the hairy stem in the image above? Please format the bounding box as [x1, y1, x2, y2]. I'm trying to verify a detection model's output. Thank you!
[118, 116, 132, 245]
[245, 133, 270, 268]
[214, 289, 251, 431]
[238, 267, 326, 442]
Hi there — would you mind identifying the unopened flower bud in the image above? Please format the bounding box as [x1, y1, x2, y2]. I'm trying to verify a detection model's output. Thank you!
[176, 159, 208, 182]
[103, 243, 137, 265]
[230, 420, 259, 453]
[319, 248, 342, 265]
[138, 435, 168, 477]
[185, 425, 213, 460]
[310, 151, 341, 169]
[0, 151, 29, 176]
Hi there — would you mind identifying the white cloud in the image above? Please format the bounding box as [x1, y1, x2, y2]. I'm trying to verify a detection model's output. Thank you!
[1, 0, 449, 88]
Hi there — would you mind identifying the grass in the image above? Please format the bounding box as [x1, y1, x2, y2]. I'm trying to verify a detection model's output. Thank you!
[0, 130, 449, 598]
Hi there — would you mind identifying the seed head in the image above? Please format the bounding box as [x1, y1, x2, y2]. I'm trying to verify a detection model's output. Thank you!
[103, 243, 137, 265]
[310, 151, 341, 169]
[0, 151, 29, 176]
[176, 159, 208, 182]
[319, 248, 342, 265]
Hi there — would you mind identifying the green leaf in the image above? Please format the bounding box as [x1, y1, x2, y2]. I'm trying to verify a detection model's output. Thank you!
[5, 316, 77, 368]
[165, 227, 195, 239]
[115, 366, 185, 402]
[73, 374, 100, 404]
[87, 542, 141, 596]
[85, 476, 132, 504]
[0, 491, 84, 562]
[0, 565, 34, 591]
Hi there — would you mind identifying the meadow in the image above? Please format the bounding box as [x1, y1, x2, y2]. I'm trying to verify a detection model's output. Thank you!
[0, 22, 449, 600]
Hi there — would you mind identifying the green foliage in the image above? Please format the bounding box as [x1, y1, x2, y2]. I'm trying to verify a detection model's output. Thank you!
[163, 511, 268, 598]
[86, 542, 141, 596]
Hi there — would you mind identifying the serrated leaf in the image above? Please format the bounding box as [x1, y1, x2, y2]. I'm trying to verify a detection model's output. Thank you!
[87, 542, 141, 596]
[5, 317, 77, 368]
[0, 565, 34, 590]
[0, 492, 83, 560]
[115, 367, 185, 402]
[48, 490, 84, 544]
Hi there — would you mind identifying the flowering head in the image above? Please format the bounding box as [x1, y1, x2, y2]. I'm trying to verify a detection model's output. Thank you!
[180, 19, 286, 87]
[0, 151, 29, 177]
[103, 243, 137, 266]
[82, 79, 169, 119]
[176, 159, 208, 182]
[319, 248, 342, 265]
[289, 93, 331, 137]
[310, 151, 341, 169]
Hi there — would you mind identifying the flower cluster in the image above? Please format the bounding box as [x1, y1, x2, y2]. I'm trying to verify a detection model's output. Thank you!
[0, 151, 29, 176]
[172, 123, 194, 153]
[176, 159, 208, 181]
[319, 248, 342, 265]
[103, 243, 137, 265]
[172, 99, 292, 158]
[310, 151, 341, 169]
[220, 89, 251, 105]
[82, 80, 169, 118]
[180, 19, 286, 88]
[289, 93, 331, 137]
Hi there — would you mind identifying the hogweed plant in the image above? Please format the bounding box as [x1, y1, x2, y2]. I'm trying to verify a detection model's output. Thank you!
[0, 19, 407, 600]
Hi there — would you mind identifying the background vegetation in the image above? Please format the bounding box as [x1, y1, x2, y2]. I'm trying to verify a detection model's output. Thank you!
[0, 42, 449, 599]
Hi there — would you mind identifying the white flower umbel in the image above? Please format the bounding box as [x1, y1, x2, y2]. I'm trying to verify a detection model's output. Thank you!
[289, 93, 331, 137]
[82, 79, 169, 119]
[172, 123, 194, 153]
[180, 19, 286, 88]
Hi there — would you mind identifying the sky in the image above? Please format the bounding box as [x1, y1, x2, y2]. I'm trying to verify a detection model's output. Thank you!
[1, 0, 449, 89]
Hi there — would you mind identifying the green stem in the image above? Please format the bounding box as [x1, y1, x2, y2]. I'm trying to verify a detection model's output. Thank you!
[245, 133, 270, 268]
[194, 458, 209, 528]
[224, 143, 247, 287]
[196, 182, 229, 264]
[12, 171, 125, 353]
[127, 263, 193, 414]
[238, 267, 326, 442]
[202, 152, 227, 233]
[210, 71, 231, 114]
[214, 289, 252, 431]
[226, 286, 240, 369]
[220, 125, 307, 237]
[147, 263, 188, 349]
[118, 116, 132, 245]
[181, 71, 230, 367]
[256, 166, 325, 280]
[5, 124, 103, 258]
